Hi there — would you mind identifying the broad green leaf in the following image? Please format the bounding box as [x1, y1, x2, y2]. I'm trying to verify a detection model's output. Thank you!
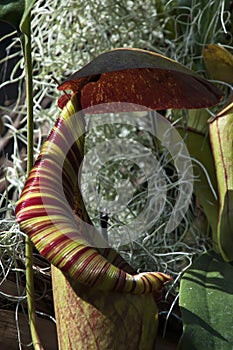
[203, 44, 233, 83]
[0, 0, 24, 30]
[179, 250, 233, 350]
[209, 98, 233, 261]
[177, 127, 219, 243]
[52, 265, 159, 350]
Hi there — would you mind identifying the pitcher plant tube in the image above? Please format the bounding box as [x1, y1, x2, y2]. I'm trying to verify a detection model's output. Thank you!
[15, 48, 223, 296]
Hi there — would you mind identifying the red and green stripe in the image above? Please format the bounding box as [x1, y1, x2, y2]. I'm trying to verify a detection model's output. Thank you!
[15, 93, 171, 294]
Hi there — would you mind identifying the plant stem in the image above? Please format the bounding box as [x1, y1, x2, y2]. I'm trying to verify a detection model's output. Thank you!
[22, 8, 44, 350]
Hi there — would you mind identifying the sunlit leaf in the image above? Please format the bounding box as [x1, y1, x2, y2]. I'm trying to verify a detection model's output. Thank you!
[209, 96, 233, 261]
[203, 44, 233, 83]
[178, 250, 233, 350]
[58, 48, 223, 111]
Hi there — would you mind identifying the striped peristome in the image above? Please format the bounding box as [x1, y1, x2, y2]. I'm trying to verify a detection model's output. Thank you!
[15, 93, 171, 295]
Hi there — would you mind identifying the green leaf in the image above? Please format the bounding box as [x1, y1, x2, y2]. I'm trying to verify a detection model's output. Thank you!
[0, 0, 35, 34]
[19, 0, 35, 35]
[209, 98, 233, 261]
[0, 0, 24, 30]
[177, 126, 219, 242]
[184, 108, 211, 134]
[203, 44, 233, 83]
[179, 250, 233, 350]
[219, 190, 233, 260]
